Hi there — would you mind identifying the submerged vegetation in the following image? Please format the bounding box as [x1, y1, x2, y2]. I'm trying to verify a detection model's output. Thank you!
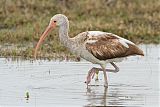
[0, 0, 160, 58]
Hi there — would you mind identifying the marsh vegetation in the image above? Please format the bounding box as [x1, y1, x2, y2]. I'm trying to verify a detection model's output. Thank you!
[0, 0, 159, 58]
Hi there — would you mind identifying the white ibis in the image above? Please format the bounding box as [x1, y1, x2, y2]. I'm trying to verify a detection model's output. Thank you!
[34, 14, 144, 87]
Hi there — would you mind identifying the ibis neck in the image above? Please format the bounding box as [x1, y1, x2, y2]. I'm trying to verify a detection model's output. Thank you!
[59, 22, 73, 48]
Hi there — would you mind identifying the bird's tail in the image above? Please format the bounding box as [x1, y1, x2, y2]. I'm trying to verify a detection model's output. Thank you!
[136, 47, 144, 56]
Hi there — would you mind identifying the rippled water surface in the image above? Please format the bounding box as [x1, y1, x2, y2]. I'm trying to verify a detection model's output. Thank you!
[0, 45, 159, 107]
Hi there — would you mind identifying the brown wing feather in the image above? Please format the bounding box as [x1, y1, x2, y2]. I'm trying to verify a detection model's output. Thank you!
[85, 34, 144, 60]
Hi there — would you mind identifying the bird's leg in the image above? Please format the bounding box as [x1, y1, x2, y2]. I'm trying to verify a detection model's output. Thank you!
[100, 62, 119, 87]
[85, 67, 95, 85]
[90, 62, 119, 81]
[102, 67, 108, 88]
[93, 62, 119, 73]
[85, 67, 101, 85]
[105, 62, 119, 73]
[85, 62, 119, 86]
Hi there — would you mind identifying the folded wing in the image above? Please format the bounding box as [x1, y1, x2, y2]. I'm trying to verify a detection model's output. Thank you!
[85, 33, 144, 60]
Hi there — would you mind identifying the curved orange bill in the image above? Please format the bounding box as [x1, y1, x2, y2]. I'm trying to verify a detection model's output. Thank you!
[34, 24, 55, 59]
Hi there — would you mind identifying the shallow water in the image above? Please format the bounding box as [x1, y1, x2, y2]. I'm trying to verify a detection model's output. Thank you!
[0, 45, 159, 107]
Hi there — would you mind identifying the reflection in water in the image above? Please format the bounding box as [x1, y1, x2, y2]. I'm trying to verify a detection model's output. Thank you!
[86, 86, 108, 106]
[85, 84, 148, 106]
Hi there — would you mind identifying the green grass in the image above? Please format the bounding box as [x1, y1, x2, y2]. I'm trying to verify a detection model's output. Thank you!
[0, 0, 160, 58]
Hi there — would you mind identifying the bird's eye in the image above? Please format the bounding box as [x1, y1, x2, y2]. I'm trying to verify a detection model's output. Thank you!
[54, 21, 57, 23]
